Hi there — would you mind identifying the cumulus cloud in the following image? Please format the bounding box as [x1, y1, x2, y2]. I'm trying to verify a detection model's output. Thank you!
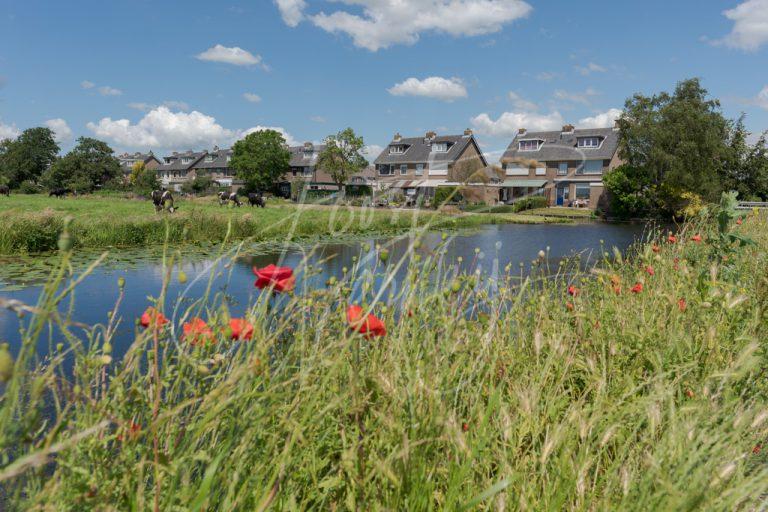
[578, 108, 623, 128]
[388, 76, 468, 102]
[364, 144, 384, 161]
[196, 44, 264, 67]
[282, 0, 532, 51]
[274, 0, 307, 27]
[554, 87, 599, 105]
[716, 0, 768, 51]
[243, 92, 262, 103]
[0, 120, 20, 140]
[470, 111, 565, 138]
[574, 62, 606, 76]
[44, 118, 73, 143]
[508, 91, 538, 111]
[86, 106, 297, 150]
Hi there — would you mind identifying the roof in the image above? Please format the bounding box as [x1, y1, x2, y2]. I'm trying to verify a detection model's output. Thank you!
[193, 148, 232, 169]
[374, 133, 486, 166]
[501, 127, 619, 164]
[289, 144, 326, 168]
[158, 150, 207, 172]
[117, 152, 160, 172]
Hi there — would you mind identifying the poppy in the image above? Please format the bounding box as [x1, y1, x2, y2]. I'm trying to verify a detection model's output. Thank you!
[736, 218, 743, 226]
[182, 318, 214, 345]
[140, 307, 168, 330]
[685, 389, 694, 399]
[631, 282, 643, 294]
[613, 286, 622, 295]
[652, 244, 661, 253]
[645, 266, 655, 276]
[567, 285, 579, 297]
[117, 421, 141, 442]
[566, 302, 574, 311]
[673, 257, 680, 271]
[253, 264, 295, 293]
[667, 235, 677, 244]
[754, 444, 762, 455]
[678, 298, 687, 312]
[462, 422, 469, 432]
[690, 235, 702, 243]
[346, 305, 386, 338]
[229, 318, 254, 341]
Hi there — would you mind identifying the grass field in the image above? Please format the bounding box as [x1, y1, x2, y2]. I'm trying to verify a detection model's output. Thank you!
[0, 194, 566, 254]
[520, 207, 597, 218]
[0, 202, 765, 510]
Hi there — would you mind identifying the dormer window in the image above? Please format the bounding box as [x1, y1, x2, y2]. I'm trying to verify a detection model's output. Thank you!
[577, 137, 602, 149]
[226, 156, 231, 163]
[518, 139, 542, 151]
[205, 155, 215, 162]
[164, 158, 173, 164]
[303, 150, 313, 159]
[389, 145, 405, 154]
[432, 142, 448, 153]
[181, 157, 193, 164]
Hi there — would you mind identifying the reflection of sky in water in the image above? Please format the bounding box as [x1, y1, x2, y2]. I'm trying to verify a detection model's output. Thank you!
[0, 223, 648, 358]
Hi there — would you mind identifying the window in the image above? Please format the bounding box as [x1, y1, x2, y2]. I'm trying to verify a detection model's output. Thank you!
[400, 164, 407, 175]
[535, 166, 546, 176]
[429, 162, 448, 176]
[181, 157, 193, 164]
[577, 137, 602, 148]
[583, 160, 603, 174]
[205, 155, 214, 162]
[558, 162, 568, 175]
[389, 145, 404, 154]
[415, 163, 424, 175]
[518, 140, 541, 151]
[506, 165, 528, 176]
[303, 167, 313, 177]
[432, 142, 448, 152]
[378, 165, 393, 175]
[575, 185, 591, 200]
[226, 156, 232, 163]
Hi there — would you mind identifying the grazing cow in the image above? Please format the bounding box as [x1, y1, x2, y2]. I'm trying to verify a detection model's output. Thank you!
[218, 191, 242, 206]
[218, 191, 229, 206]
[49, 188, 71, 198]
[247, 193, 265, 208]
[0, 185, 9, 197]
[151, 189, 177, 213]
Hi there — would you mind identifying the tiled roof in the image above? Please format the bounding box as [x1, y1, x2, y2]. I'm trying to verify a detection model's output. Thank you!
[501, 127, 619, 163]
[193, 148, 232, 169]
[158, 150, 207, 172]
[117, 152, 159, 172]
[289, 144, 326, 167]
[374, 134, 484, 166]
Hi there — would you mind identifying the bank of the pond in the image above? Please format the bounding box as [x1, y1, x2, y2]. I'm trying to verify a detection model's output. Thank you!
[0, 195, 569, 254]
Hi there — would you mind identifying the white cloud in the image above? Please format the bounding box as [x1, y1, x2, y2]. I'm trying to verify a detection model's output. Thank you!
[755, 86, 768, 109]
[81, 80, 95, 89]
[129, 100, 190, 112]
[243, 92, 262, 103]
[86, 106, 297, 150]
[163, 100, 190, 111]
[274, 0, 307, 27]
[300, 0, 532, 51]
[470, 111, 565, 138]
[508, 91, 538, 111]
[44, 118, 73, 143]
[716, 0, 768, 51]
[364, 144, 384, 161]
[388, 76, 468, 102]
[535, 71, 558, 81]
[554, 87, 599, 105]
[241, 126, 299, 146]
[574, 62, 606, 76]
[0, 120, 20, 140]
[196, 44, 264, 67]
[98, 85, 122, 96]
[578, 108, 623, 129]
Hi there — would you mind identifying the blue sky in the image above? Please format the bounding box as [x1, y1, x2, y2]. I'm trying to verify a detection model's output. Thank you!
[0, 0, 766, 162]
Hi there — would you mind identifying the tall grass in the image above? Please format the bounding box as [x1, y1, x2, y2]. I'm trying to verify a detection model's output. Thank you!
[0, 209, 766, 510]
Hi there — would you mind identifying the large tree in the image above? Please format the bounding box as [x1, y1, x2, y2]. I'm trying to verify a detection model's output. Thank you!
[0, 127, 59, 188]
[231, 130, 291, 192]
[720, 118, 768, 201]
[42, 137, 120, 192]
[316, 128, 368, 191]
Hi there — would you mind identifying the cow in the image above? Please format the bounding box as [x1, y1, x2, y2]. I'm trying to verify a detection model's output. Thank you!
[151, 189, 177, 213]
[218, 191, 242, 207]
[0, 185, 9, 197]
[247, 192, 265, 208]
[218, 191, 229, 206]
[49, 188, 71, 198]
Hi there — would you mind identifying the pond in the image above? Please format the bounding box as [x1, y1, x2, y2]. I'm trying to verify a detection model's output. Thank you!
[0, 222, 648, 359]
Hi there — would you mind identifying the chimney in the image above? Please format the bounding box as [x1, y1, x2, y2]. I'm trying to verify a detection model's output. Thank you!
[393, 132, 402, 142]
[518, 128, 527, 136]
[613, 119, 620, 131]
[562, 124, 575, 134]
[425, 130, 437, 140]
[303, 141, 313, 149]
[463, 128, 473, 137]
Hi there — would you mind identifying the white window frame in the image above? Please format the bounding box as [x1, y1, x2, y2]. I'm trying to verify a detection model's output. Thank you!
[415, 163, 424, 176]
[583, 160, 603, 175]
[575, 184, 591, 200]
[432, 142, 448, 153]
[428, 162, 448, 176]
[577, 137, 602, 149]
[518, 139, 541, 152]
[558, 162, 568, 176]
[389, 145, 404, 154]
[400, 164, 407, 175]
[535, 166, 546, 176]
[505, 165, 528, 176]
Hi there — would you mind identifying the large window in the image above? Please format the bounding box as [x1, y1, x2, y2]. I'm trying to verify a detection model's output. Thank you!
[575, 185, 591, 199]
[577, 137, 602, 148]
[378, 165, 393, 175]
[432, 142, 448, 152]
[400, 164, 407, 175]
[415, 163, 424, 175]
[558, 162, 568, 175]
[505, 165, 528, 176]
[583, 160, 603, 174]
[389, 145, 404, 154]
[535, 166, 546, 176]
[518, 140, 541, 151]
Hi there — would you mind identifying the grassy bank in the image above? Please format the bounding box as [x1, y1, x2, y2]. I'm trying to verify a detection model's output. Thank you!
[0, 195, 567, 254]
[0, 204, 766, 510]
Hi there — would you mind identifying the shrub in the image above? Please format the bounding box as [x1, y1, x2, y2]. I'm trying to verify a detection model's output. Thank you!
[433, 186, 463, 208]
[18, 180, 42, 194]
[344, 184, 372, 197]
[511, 195, 548, 212]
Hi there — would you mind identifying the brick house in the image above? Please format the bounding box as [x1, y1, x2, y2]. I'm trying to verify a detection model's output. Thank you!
[117, 151, 161, 181]
[157, 150, 207, 191]
[499, 124, 621, 208]
[190, 146, 241, 187]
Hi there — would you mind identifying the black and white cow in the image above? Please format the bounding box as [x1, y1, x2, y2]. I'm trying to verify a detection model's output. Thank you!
[0, 185, 9, 197]
[219, 191, 242, 207]
[49, 188, 71, 198]
[151, 189, 176, 213]
[247, 192, 265, 208]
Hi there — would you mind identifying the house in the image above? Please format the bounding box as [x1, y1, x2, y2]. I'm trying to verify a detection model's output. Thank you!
[286, 142, 336, 190]
[500, 124, 621, 208]
[117, 151, 161, 179]
[157, 150, 207, 191]
[373, 129, 487, 202]
[190, 146, 241, 188]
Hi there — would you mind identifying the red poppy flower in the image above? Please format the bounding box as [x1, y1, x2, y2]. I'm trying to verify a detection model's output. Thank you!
[690, 234, 702, 243]
[736, 218, 743, 226]
[182, 317, 214, 345]
[462, 422, 469, 432]
[652, 244, 660, 253]
[754, 443, 762, 455]
[566, 302, 574, 311]
[673, 257, 680, 271]
[631, 282, 643, 294]
[685, 389, 694, 399]
[140, 307, 168, 330]
[229, 318, 254, 341]
[613, 285, 622, 295]
[667, 235, 677, 244]
[567, 285, 579, 297]
[678, 298, 687, 312]
[645, 266, 655, 276]
[253, 264, 295, 293]
[346, 305, 386, 338]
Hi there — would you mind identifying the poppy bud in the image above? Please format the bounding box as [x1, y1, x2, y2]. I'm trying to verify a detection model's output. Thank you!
[73, 384, 82, 395]
[197, 365, 211, 376]
[103, 341, 112, 355]
[379, 249, 389, 263]
[537, 250, 546, 260]
[450, 280, 461, 294]
[0, 344, 14, 383]
[178, 270, 188, 284]
[56, 343, 64, 352]
[100, 355, 112, 365]
[685, 389, 694, 399]
[117, 277, 125, 289]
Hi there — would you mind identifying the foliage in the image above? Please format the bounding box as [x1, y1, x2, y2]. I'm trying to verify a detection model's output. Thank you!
[41, 137, 120, 192]
[128, 161, 145, 185]
[231, 130, 291, 192]
[17, 180, 43, 194]
[344, 184, 372, 197]
[433, 186, 463, 208]
[511, 195, 548, 212]
[132, 165, 159, 196]
[721, 118, 768, 200]
[316, 128, 368, 191]
[0, 127, 60, 188]
[181, 175, 214, 195]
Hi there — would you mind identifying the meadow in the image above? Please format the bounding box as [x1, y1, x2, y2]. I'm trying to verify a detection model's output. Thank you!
[0, 194, 565, 254]
[0, 195, 765, 510]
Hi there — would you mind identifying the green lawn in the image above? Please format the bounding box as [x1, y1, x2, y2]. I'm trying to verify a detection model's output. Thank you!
[520, 206, 596, 218]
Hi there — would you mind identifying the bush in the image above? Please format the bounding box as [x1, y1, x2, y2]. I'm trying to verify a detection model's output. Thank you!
[345, 184, 372, 197]
[18, 180, 42, 194]
[433, 186, 463, 208]
[511, 195, 548, 212]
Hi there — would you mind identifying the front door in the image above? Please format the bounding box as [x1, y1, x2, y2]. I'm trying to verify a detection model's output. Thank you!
[556, 186, 568, 206]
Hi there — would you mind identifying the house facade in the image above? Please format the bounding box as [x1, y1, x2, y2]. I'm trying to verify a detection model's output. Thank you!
[373, 129, 487, 201]
[285, 143, 336, 190]
[117, 151, 161, 180]
[190, 146, 240, 187]
[500, 124, 621, 208]
[157, 150, 207, 191]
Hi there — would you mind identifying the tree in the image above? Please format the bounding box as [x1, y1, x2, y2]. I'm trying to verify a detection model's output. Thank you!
[231, 130, 291, 192]
[41, 137, 120, 192]
[0, 127, 59, 188]
[721, 118, 768, 201]
[181, 175, 214, 195]
[316, 128, 368, 191]
[132, 165, 159, 196]
[129, 161, 146, 185]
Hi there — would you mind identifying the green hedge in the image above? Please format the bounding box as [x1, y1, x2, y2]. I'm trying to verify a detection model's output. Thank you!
[433, 186, 463, 208]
